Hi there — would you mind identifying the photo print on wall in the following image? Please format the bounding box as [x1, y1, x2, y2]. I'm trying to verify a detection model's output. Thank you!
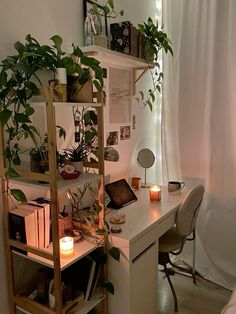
[120, 126, 130, 140]
[106, 131, 118, 146]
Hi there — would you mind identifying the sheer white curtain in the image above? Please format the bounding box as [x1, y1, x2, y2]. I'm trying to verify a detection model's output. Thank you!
[162, 0, 236, 290]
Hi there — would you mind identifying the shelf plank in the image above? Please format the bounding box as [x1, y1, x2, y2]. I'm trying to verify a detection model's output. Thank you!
[67, 291, 105, 314]
[10, 172, 101, 191]
[13, 238, 99, 270]
[14, 296, 54, 314]
[30, 101, 103, 107]
[81, 45, 153, 69]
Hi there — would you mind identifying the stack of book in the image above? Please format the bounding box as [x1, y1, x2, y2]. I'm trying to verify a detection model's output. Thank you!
[9, 199, 50, 251]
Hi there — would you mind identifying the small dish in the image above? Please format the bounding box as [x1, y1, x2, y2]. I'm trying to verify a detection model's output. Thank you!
[61, 171, 81, 180]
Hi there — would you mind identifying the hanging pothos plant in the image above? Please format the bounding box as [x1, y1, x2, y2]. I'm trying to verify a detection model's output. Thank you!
[136, 17, 173, 111]
[0, 34, 104, 203]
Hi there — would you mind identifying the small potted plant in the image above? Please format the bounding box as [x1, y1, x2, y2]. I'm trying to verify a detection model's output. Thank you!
[136, 17, 173, 110]
[64, 144, 87, 173]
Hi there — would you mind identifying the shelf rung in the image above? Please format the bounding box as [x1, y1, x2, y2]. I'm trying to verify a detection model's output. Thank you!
[10, 240, 54, 261]
[14, 296, 54, 314]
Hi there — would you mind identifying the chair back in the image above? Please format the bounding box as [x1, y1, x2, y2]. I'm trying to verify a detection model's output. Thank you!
[176, 185, 204, 237]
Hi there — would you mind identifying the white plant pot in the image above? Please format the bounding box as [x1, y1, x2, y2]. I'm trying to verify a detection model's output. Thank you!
[68, 161, 84, 173]
[55, 67, 67, 84]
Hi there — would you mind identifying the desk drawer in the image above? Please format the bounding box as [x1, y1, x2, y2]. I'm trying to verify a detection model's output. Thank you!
[130, 227, 156, 261]
[157, 212, 177, 237]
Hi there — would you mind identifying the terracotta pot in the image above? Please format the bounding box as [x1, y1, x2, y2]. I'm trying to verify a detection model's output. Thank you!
[67, 76, 93, 103]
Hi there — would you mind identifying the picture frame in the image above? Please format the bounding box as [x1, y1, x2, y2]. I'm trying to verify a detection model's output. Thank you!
[83, 0, 108, 37]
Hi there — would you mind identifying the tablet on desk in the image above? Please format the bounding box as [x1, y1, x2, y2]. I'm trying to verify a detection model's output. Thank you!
[105, 179, 137, 209]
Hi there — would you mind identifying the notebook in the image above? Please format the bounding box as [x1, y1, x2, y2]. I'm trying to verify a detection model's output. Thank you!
[105, 179, 137, 209]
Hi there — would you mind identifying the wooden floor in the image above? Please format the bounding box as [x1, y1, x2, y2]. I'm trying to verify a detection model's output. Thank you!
[158, 270, 231, 314]
[90, 269, 231, 314]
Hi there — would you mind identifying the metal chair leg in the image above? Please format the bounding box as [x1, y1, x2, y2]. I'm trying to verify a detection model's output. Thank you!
[164, 264, 178, 312]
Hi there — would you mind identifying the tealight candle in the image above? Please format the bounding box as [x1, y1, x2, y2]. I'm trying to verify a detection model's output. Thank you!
[60, 236, 74, 258]
[149, 185, 161, 202]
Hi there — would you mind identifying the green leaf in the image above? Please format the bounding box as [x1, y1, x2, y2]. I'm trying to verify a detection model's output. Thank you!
[15, 112, 31, 123]
[0, 71, 7, 87]
[146, 100, 153, 111]
[14, 41, 25, 55]
[96, 228, 107, 235]
[108, 247, 120, 261]
[93, 80, 103, 91]
[25, 104, 35, 116]
[108, 0, 114, 9]
[0, 109, 12, 126]
[139, 91, 144, 100]
[101, 281, 114, 295]
[50, 35, 63, 50]
[120, 9, 124, 16]
[5, 167, 20, 178]
[13, 155, 21, 166]
[10, 189, 27, 203]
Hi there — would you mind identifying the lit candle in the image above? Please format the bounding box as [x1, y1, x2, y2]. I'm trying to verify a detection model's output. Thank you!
[149, 185, 161, 202]
[60, 236, 74, 258]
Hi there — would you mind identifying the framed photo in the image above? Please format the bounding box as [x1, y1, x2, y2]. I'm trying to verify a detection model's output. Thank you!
[83, 0, 108, 36]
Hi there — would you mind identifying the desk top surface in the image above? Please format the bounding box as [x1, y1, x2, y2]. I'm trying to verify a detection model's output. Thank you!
[106, 185, 190, 243]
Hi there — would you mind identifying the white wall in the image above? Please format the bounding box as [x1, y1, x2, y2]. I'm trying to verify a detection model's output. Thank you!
[0, 1, 159, 312]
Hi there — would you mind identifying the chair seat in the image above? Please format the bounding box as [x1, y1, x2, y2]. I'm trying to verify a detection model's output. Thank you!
[159, 226, 185, 253]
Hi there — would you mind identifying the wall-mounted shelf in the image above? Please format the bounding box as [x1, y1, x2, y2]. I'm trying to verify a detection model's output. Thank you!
[82, 45, 154, 94]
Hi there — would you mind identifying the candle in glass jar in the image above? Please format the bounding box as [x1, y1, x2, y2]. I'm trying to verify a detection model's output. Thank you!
[149, 185, 161, 202]
[60, 236, 74, 258]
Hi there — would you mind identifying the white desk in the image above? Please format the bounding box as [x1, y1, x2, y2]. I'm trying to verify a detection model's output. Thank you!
[106, 186, 189, 314]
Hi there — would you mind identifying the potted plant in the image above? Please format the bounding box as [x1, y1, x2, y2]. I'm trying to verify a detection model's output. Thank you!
[136, 17, 173, 110]
[30, 125, 66, 174]
[0, 34, 104, 201]
[64, 144, 87, 173]
[0, 34, 57, 201]
[49, 35, 104, 103]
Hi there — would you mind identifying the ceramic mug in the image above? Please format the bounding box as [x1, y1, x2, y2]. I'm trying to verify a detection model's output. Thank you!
[168, 181, 185, 192]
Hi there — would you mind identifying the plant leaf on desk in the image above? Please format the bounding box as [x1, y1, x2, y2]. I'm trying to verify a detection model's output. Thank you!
[108, 247, 120, 261]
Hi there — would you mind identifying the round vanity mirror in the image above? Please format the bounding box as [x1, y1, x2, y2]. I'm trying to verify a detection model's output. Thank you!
[137, 148, 155, 187]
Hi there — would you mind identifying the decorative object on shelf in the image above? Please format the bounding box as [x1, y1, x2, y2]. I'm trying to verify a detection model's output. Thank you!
[137, 148, 155, 188]
[83, 0, 124, 48]
[149, 185, 161, 202]
[60, 236, 74, 258]
[84, 10, 103, 46]
[136, 17, 173, 110]
[110, 21, 131, 55]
